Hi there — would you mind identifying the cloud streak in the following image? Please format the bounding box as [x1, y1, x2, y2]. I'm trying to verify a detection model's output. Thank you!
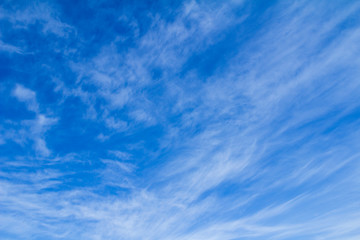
[0, 0, 360, 239]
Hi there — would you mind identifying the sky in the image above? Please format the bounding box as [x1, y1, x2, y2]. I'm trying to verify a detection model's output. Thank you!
[0, 0, 360, 239]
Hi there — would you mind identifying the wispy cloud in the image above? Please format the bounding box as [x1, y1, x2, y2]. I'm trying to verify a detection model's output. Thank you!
[6, 85, 57, 156]
[0, 40, 23, 54]
[1, 0, 360, 239]
[12, 84, 39, 112]
[0, 2, 74, 37]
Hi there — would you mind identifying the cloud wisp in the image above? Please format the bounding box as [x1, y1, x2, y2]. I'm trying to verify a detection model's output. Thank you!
[0, 0, 360, 239]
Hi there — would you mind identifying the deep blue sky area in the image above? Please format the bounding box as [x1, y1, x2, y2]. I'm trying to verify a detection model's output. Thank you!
[1, 0, 360, 239]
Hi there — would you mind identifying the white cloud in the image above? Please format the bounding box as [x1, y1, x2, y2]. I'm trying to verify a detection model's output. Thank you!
[104, 116, 127, 131]
[0, 40, 23, 54]
[9, 85, 57, 156]
[0, 3, 74, 37]
[1, 0, 360, 239]
[12, 84, 39, 112]
[109, 150, 132, 160]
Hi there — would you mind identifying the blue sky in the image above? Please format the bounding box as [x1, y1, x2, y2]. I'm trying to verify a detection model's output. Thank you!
[1, 0, 360, 239]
